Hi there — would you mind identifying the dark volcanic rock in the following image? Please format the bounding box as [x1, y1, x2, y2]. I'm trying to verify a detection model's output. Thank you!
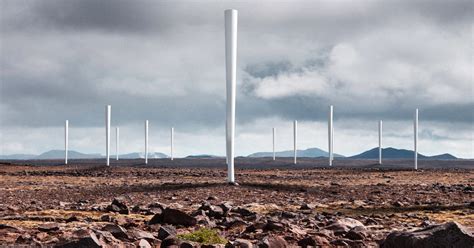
[345, 226, 367, 241]
[199, 202, 226, 218]
[264, 220, 285, 231]
[381, 221, 474, 248]
[232, 207, 255, 217]
[56, 232, 101, 248]
[149, 208, 197, 227]
[106, 197, 129, 214]
[300, 203, 316, 210]
[101, 224, 128, 240]
[326, 218, 365, 235]
[231, 239, 254, 248]
[258, 235, 288, 248]
[128, 228, 155, 241]
[38, 223, 60, 232]
[297, 236, 330, 247]
[158, 225, 177, 240]
[161, 236, 181, 247]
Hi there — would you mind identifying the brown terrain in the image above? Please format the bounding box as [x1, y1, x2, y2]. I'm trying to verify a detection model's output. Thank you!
[0, 158, 473, 247]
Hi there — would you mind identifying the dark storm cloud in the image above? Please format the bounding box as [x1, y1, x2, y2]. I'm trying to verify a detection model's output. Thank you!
[2, 0, 177, 34]
[1, 0, 472, 129]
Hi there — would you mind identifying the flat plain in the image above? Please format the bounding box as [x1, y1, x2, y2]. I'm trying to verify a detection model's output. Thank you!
[0, 158, 473, 247]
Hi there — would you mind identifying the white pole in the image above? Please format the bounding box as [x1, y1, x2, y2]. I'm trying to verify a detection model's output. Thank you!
[225, 9, 237, 183]
[116, 127, 119, 160]
[272, 127, 276, 161]
[106, 105, 111, 166]
[414, 109, 418, 170]
[328, 105, 333, 166]
[378, 120, 382, 165]
[293, 120, 297, 164]
[65, 120, 68, 165]
[145, 120, 149, 164]
[171, 127, 174, 160]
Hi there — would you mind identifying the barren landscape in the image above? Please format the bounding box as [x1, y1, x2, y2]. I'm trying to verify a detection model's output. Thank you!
[0, 158, 473, 247]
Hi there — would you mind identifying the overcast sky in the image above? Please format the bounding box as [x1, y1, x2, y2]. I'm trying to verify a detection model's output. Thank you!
[1, 0, 472, 158]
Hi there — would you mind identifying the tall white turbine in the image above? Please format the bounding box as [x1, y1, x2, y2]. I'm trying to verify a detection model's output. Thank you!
[171, 127, 174, 160]
[378, 120, 383, 165]
[414, 109, 418, 170]
[106, 105, 111, 166]
[225, 9, 238, 183]
[116, 127, 119, 160]
[293, 120, 297, 164]
[145, 120, 149, 164]
[328, 105, 334, 166]
[65, 120, 68, 165]
[272, 127, 276, 161]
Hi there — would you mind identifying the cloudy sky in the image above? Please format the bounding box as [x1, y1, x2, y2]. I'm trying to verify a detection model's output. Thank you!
[1, 0, 472, 158]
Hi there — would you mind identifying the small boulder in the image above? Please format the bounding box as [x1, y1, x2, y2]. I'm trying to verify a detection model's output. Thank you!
[264, 220, 285, 232]
[297, 236, 330, 247]
[138, 239, 152, 248]
[259, 235, 288, 248]
[56, 232, 101, 248]
[38, 223, 60, 232]
[381, 221, 474, 248]
[158, 225, 177, 240]
[300, 203, 316, 210]
[101, 224, 128, 240]
[106, 197, 129, 214]
[232, 239, 253, 248]
[326, 218, 364, 235]
[149, 208, 197, 227]
[128, 228, 156, 241]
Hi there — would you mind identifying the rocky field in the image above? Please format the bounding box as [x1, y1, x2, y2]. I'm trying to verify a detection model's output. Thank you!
[0, 159, 473, 247]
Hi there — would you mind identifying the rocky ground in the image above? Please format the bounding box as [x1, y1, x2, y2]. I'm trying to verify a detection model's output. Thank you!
[0, 160, 473, 247]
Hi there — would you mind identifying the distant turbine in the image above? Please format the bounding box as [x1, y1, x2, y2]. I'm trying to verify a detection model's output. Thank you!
[65, 120, 68, 165]
[106, 105, 111, 166]
[116, 127, 119, 161]
[328, 105, 334, 166]
[293, 120, 297, 164]
[414, 109, 419, 170]
[378, 120, 383, 165]
[170, 127, 174, 160]
[225, 9, 238, 183]
[145, 120, 149, 164]
[272, 127, 276, 161]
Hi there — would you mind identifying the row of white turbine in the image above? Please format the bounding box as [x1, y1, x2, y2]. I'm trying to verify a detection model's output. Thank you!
[64, 105, 175, 165]
[63, 104, 420, 170]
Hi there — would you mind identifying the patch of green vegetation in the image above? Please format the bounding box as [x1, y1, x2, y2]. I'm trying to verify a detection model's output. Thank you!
[177, 228, 228, 244]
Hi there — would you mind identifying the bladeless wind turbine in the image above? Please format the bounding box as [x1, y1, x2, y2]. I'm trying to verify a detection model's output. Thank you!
[272, 127, 276, 161]
[414, 109, 419, 170]
[328, 105, 334, 166]
[225, 9, 237, 183]
[106, 105, 111, 166]
[145, 120, 149, 164]
[378, 120, 383, 165]
[116, 127, 119, 160]
[293, 120, 297, 164]
[170, 127, 174, 160]
[65, 120, 68, 165]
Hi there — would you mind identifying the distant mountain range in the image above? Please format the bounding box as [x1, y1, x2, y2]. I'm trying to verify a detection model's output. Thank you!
[185, 154, 224, 159]
[349, 147, 457, 160]
[248, 147, 344, 158]
[36, 150, 101, 159]
[0, 150, 168, 160]
[0, 147, 458, 160]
